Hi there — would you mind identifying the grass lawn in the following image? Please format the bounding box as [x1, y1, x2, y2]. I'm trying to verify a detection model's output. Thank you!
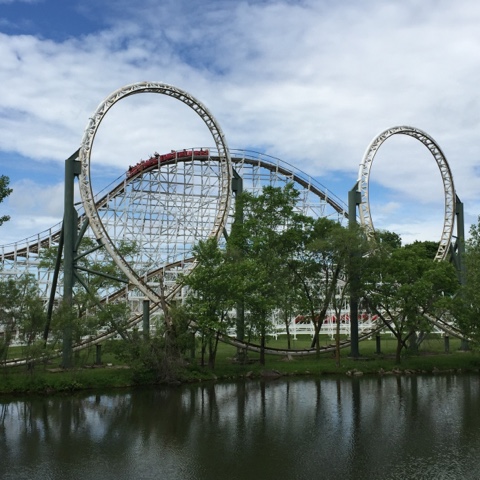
[0, 333, 478, 396]
[208, 334, 479, 378]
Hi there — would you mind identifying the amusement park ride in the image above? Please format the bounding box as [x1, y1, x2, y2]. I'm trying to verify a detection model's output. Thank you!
[0, 82, 467, 367]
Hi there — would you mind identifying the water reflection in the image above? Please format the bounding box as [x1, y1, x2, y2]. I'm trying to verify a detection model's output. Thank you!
[1, 375, 480, 480]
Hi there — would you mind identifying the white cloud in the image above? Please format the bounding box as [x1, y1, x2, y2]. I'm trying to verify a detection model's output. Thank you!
[1, 0, 480, 245]
[0, 179, 64, 245]
[8, 179, 64, 216]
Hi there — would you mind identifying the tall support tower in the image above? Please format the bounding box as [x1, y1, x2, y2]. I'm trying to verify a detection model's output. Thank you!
[62, 150, 81, 368]
[348, 183, 362, 358]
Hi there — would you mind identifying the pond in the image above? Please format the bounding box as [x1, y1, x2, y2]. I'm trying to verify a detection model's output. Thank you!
[1, 374, 480, 479]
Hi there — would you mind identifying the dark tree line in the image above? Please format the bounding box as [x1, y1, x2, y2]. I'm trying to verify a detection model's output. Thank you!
[182, 184, 460, 367]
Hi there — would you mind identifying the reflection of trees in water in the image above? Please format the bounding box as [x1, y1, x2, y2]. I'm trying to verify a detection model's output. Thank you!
[0, 396, 93, 477]
[340, 374, 480, 479]
[1, 375, 480, 479]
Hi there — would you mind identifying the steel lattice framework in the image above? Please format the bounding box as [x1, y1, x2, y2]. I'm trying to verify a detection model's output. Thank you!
[0, 79, 464, 365]
[0, 151, 347, 305]
[0, 123, 463, 362]
[358, 126, 456, 261]
[0, 148, 351, 364]
[79, 82, 233, 306]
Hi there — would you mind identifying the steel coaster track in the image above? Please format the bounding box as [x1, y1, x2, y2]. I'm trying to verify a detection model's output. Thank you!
[0, 122, 463, 365]
[0, 147, 462, 363]
[0, 151, 349, 288]
[3, 321, 386, 367]
[358, 126, 456, 261]
[0, 149, 351, 366]
[78, 82, 233, 315]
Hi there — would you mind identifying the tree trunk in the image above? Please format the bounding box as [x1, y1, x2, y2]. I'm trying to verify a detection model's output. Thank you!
[208, 338, 215, 370]
[408, 330, 419, 354]
[208, 333, 219, 370]
[311, 315, 325, 358]
[395, 335, 403, 364]
[335, 315, 341, 367]
[158, 271, 179, 361]
[285, 311, 291, 350]
[200, 333, 206, 367]
[260, 324, 266, 366]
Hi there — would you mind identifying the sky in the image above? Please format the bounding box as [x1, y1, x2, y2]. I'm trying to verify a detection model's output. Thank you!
[1, 0, 480, 248]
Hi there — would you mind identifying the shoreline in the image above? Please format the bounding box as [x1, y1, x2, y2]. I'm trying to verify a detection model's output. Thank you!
[1, 350, 479, 398]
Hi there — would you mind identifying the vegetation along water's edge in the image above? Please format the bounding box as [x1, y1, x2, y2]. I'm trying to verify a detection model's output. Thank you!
[3, 186, 480, 398]
[1, 336, 479, 397]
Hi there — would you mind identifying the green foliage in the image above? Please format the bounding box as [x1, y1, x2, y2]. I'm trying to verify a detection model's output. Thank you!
[185, 238, 235, 329]
[374, 229, 402, 250]
[226, 184, 312, 364]
[407, 240, 440, 259]
[0, 274, 47, 363]
[362, 240, 459, 363]
[39, 237, 138, 360]
[96, 302, 131, 339]
[0, 179, 463, 381]
[109, 328, 188, 384]
[286, 217, 369, 360]
[183, 185, 460, 369]
[182, 238, 236, 368]
[2, 335, 479, 395]
[0, 174, 12, 227]
[183, 184, 372, 366]
[39, 238, 136, 293]
[452, 216, 480, 344]
[49, 300, 94, 346]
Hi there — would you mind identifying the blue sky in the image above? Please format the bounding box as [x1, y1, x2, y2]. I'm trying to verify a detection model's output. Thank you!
[1, 0, 480, 246]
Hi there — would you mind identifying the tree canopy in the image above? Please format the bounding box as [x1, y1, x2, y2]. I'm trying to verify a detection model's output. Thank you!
[0, 175, 12, 227]
[361, 240, 459, 363]
[452, 216, 480, 343]
[0, 180, 468, 373]
[185, 184, 370, 365]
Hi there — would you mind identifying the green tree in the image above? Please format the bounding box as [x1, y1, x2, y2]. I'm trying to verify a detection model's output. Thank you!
[183, 238, 236, 369]
[0, 274, 46, 365]
[287, 218, 369, 360]
[374, 229, 402, 250]
[452, 216, 480, 344]
[227, 184, 309, 365]
[362, 241, 458, 363]
[0, 175, 12, 227]
[320, 222, 369, 364]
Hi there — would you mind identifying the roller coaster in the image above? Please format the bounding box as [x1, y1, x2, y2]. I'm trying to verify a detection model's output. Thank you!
[0, 82, 466, 366]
